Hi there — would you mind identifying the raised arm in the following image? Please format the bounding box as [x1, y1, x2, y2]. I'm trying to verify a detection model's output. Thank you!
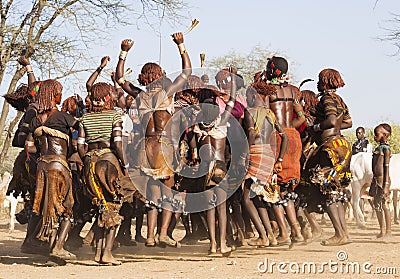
[86, 56, 110, 93]
[111, 72, 126, 109]
[18, 56, 36, 84]
[115, 39, 142, 98]
[166, 32, 192, 97]
[220, 67, 237, 125]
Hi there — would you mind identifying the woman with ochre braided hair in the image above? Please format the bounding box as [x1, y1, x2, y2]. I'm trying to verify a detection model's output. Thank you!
[6, 56, 45, 254]
[78, 82, 127, 265]
[302, 68, 353, 246]
[26, 79, 79, 261]
[115, 32, 192, 247]
[263, 57, 306, 245]
[192, 67, 238, 256]
[242, 80, 289, 248]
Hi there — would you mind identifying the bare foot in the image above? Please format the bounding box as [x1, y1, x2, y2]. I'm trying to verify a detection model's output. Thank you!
[321, 235, 348, 246]
[376, 232, 384, 239]
[208, 241, 217, 255]
[94, 248, 102, 263]
[268, 235, 278, 246]
[145, 237, 156, 247]
[301, 226, 313, 241]
[220, 243, 232, 257]
[247, 237, 269, 248]
[101, 248, 121, 265]
[234, 238, 248, 247]
[50, 247, 76, 260]
[291, 234, 304, 243]
[312, 229, 323, 241]
[159, 235, 177, 248]
[381, 232, 393, 243]
[246, 231, 255, 239]
[276, 236, 291, 246]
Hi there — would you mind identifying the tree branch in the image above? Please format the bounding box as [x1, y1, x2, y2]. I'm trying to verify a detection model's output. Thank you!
[52, 68, 94, 80]
[34, 0, 79, 44]
[0, 111, 23, 166]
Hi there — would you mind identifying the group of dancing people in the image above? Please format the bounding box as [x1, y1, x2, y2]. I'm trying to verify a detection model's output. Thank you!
[5, 32, 384, 265]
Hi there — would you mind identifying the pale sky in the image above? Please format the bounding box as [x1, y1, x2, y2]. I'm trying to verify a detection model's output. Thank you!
[103, 0, 400, 129]
[3, 0, 400, 130]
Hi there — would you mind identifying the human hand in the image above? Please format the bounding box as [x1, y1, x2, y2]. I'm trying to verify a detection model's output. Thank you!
[172, 32, 184, 45]
[121, 39, 134, 52]
[238, 154, 247, 167]
[273, 162, 283, 173]
[18, 56, 30, 66]
[100, 56, 110, 68]
[383, 187, 390, 199]
[228, 66, 237, 75]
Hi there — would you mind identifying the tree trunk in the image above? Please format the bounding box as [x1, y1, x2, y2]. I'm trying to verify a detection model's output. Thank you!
[0, 67, 25, 136]
[0, 101, 10, 141]
[0, 111, 23, 167]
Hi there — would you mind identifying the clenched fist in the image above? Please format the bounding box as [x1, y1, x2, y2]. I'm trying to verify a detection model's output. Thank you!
[100, 56, 110, 68]
[172, 32, 184, 45]
[121, 39, 134, 52]
[18, 56, 30, 67]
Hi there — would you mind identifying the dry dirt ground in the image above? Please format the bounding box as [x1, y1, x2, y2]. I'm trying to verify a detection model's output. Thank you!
[0, 209, 399, 279]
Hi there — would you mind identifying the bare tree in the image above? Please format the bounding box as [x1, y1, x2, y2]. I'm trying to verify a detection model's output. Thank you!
[0, 111, 22, 165]
[380, 13, 400, 56]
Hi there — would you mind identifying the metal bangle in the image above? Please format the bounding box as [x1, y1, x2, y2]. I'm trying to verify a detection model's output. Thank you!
[313, 123, 321, 132]
[77, 137, 85, 145]
[226, 100, 235, 108]
[180, 72, 188, 80]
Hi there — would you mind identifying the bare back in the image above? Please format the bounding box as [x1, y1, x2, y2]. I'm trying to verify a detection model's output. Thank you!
[268, 85, 298, 128]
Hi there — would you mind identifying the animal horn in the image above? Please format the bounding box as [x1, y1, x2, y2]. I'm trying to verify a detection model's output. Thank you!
[200, 53, 205, 68]
[125, 68, 132, 76]
[104, 68, 132, 77]
[299, 78, 314, 89]
[183, 19, 199, 35]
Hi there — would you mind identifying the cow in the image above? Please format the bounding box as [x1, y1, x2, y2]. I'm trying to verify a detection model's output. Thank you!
[390, 155, 400, 224]
[350, 152, 400, 228]
[0, 172, 23, 232]
[349, 152, 373, 228]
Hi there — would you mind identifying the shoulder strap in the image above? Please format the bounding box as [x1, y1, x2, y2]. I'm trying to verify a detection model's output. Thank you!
[269, 97, 294, 103]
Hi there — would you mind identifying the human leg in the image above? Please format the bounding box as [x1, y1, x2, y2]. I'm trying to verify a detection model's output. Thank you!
[242, 180, 268, 246]
[101, 226, 121, 265]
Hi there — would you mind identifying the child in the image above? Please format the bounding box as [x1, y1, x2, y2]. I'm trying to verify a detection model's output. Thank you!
[352, 126, 372, 155]
[369, 123, 392, 240]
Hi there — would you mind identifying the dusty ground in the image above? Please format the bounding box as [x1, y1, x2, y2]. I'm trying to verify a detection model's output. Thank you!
[0, 209, 399, 279]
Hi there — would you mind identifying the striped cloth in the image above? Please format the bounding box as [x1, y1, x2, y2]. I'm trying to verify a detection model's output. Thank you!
[80, 110, 122, 143]
[246, 144, 275, 185]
